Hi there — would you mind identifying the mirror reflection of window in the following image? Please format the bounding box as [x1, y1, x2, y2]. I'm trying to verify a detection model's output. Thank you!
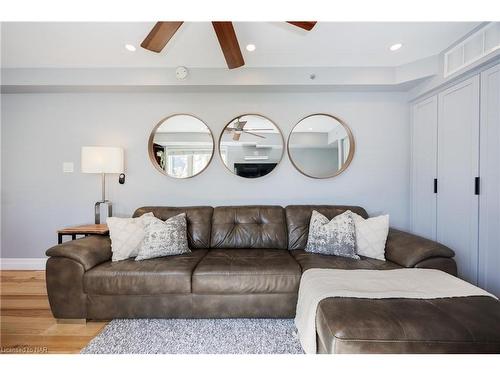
[219, 115, 284, 178]
[149, 115, 214, 179]
[288, 114, 354, 179]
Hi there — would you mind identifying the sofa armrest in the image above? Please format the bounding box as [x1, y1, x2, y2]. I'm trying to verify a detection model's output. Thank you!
[385, 228, 455, 268]
[46, 235, 112, 271]
[414, 257, 457, 276]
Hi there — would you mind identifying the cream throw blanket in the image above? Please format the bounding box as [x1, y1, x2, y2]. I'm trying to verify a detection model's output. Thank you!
[294, 268, 497, 354]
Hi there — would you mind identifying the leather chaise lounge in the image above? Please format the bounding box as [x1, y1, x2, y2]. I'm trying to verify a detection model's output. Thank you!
[45, 205, 500, 353]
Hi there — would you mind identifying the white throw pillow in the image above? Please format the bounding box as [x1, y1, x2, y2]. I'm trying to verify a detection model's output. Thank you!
[107, 213, 154, 262]
[348, 211, 389, 261]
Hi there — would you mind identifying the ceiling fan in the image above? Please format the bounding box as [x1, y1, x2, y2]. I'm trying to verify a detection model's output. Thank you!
[141, 21, 317, 69]
[225, 118, 274, 141]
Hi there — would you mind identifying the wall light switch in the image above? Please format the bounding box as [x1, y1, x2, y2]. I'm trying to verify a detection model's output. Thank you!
[63, 162, 74, 173]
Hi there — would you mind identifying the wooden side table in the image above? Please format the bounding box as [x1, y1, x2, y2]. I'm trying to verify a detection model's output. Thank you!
[57, 224, 109, 244]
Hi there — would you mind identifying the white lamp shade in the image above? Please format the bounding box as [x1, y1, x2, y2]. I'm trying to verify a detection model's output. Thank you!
[81, 146, 124, 174]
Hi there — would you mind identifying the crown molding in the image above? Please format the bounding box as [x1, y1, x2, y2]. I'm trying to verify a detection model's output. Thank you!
[1, 59, 438, 93]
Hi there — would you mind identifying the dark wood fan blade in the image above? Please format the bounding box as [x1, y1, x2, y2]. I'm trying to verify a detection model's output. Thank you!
[242, 130, 265, 139]
[235, 120, 247, 130]
[212, 22, 245, 69]
[287, 21, 317, 31]
[141, 22, 184, 52]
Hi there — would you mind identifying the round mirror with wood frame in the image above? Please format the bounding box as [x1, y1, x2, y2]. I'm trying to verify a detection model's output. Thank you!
[218, 114, 285, 178]
[287, 114, 355, 179]
[148, 114, 215, 179]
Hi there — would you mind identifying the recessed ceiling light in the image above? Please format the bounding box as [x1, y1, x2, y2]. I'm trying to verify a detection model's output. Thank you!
[389, 43, 403, 51]
[125, 44, 136, 52]
[246, 44, 256, 52]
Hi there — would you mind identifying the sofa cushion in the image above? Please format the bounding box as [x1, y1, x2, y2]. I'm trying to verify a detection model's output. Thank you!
[133, 206, 213, 249]
[192, 249, 301, 294]
[316, 296, 500, 353]
[83, 249, 208, 295]
[211, 206, 287, 249]
[291, 250, 400, 271]
[285, 205, 369, 250]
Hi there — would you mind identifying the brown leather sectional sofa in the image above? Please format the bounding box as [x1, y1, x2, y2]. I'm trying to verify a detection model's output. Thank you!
[45, 205, 500, 353]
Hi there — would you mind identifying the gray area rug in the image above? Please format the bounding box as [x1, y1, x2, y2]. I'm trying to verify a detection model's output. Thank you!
[81, 319, 304, 354]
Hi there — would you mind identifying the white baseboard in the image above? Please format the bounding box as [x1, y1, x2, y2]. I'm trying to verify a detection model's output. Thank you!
[0, 258, 47, 270]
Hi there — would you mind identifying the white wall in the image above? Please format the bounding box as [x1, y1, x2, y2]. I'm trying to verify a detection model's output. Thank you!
[1, 90, 410, 258]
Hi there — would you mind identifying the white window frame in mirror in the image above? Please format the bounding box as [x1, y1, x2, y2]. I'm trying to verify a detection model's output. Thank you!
[148, 114, 215, 179]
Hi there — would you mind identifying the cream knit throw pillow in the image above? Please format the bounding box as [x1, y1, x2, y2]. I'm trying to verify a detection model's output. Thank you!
[107, 213, 154, 262]
[348, 211, 389, 261]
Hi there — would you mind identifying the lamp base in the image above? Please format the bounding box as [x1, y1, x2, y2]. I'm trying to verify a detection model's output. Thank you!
[94, 200, 112, 224]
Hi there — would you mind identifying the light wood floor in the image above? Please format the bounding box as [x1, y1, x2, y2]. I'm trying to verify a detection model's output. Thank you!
[0, 270, 107, 354]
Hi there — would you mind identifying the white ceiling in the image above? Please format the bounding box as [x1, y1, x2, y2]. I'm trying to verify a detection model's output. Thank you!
[1, 22, 480, 68]
[157, 115, 210, 133]
[293, 115, 343, 133]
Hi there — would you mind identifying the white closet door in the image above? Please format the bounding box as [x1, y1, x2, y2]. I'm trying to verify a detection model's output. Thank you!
[437, 75, 480, 284]
[411, 96, 438, 240]
[479, 63, 500, 296]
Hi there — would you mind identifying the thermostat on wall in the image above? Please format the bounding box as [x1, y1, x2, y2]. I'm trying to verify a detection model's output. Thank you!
[175, 66, 189, 80]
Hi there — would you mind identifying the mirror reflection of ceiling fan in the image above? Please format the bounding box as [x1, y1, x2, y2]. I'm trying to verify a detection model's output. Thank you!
[140, 21, 317, 69]
[225, 119, 274, 141]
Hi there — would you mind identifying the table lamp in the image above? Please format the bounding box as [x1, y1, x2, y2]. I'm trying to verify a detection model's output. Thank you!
[81, 146, 124, 224]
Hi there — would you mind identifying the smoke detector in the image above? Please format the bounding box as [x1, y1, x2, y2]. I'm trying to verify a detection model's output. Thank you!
[175, 66, 189, 80]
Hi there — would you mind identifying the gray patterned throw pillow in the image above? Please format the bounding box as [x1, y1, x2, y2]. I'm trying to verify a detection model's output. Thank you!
[305, 210, 359, 259]
[135, 213, 191, 261]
